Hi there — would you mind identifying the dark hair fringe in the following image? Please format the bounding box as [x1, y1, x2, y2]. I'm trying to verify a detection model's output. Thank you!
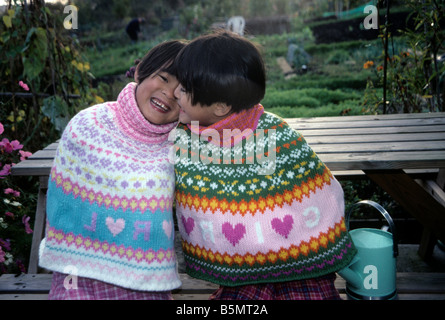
[174, 30, 266, 113]
[135, 40, 186, 83]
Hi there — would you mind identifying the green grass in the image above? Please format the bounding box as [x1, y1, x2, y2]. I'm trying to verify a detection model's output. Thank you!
[263, 87, 361, 107]
[261, 87, 364, 117]
[253, 33, 376, 118]
[267, 101, 364, 118]
[84, 39, 161, 78]
[83, 28, 388, 118]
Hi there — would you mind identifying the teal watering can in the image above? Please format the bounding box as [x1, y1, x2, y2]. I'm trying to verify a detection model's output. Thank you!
[338, 200, 398, 300]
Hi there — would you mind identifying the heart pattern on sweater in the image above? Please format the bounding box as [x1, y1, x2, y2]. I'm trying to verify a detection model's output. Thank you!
[106, 217, 125, 237]
[222, 222, 246, 246]
[271, 215, 294, 238]
[163, 220, 173, 239]
[181, 216, 195, 236]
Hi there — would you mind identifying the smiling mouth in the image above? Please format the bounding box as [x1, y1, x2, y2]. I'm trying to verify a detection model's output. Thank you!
[151, 98, 170, 113]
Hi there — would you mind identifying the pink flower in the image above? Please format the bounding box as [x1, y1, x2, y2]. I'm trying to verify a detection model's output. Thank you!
[0, 247, 5, 263]
[22, 215, 33, 234]
[0, 122, 4, 135]
[4, 188, 20, 197]
[18, 81, 29, 91]
[0, 164, 12, 178]
[5, 212, 14, 218]
[0, 138, 23, 153]
[19, 150, 32, 161]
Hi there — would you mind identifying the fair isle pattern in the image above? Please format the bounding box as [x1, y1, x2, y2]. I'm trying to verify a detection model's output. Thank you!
[51, 168, 174, 214]
[174, 106, 357, 286]
[181, 219, 348, 267]
[176, 169, 333, 216]
[46, 226, 176, 264]
[184, 235, 354, 283]
[39, 83, 181, 291]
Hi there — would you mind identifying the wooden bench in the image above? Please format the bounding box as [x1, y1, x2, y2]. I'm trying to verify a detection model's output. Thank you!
[5, 112, 445, 300]
[1, 272, 445, 300]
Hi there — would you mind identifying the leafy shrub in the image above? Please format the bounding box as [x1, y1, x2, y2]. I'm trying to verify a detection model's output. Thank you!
[0, 3, 98, 151]
[263, 89, 320, 108]
[270, 72, 374, 91]
[263, 88, 361, 109]
[325, 49, 351, 65]
[266, 101, 363, 118]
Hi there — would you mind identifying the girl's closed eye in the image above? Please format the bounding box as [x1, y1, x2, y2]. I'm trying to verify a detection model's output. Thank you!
[158, 73, 168, 82]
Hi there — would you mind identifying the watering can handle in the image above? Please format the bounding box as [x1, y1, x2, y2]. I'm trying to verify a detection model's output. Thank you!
[345, 200, 398, 257]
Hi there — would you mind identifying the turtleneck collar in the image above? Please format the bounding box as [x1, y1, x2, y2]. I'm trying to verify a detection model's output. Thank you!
[187, 104, 264, 147]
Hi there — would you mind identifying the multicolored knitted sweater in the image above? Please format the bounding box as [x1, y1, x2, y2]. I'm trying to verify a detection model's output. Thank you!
[39, 82, 182, 291]
[174, 104, 357, 287]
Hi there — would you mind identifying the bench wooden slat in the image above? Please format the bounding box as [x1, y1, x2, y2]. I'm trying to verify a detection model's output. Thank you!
[284, 112, 445, 123]
[319, 151, 445, 171]
[334, 170, 438, 181]
[305, 132, 445, 144]
[395, 272, 445, 293]
[28, 149, 57, 159]
[312, 141, 445, 153]
[42, 142, 59, 150]
[396, 293, 445, 300]
[11, 160, 53, 176]
[295, 124, 445, 136]
[285, 117, 445, 129]
[0, 274, 52, 293]
[0, 294, 50, 300]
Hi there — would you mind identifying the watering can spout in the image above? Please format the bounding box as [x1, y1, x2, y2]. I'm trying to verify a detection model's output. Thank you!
[338, 255, 363, 289]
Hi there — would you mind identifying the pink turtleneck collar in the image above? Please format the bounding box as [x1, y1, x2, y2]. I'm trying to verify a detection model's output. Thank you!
[187, 104, 264, 147]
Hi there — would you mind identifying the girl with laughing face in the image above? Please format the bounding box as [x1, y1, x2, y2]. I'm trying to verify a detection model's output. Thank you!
[39, 40, 186, 300]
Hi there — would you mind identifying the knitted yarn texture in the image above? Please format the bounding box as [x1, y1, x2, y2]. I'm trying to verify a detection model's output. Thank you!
[39, 82, 182, 291]
[174, 104, 357, 286]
